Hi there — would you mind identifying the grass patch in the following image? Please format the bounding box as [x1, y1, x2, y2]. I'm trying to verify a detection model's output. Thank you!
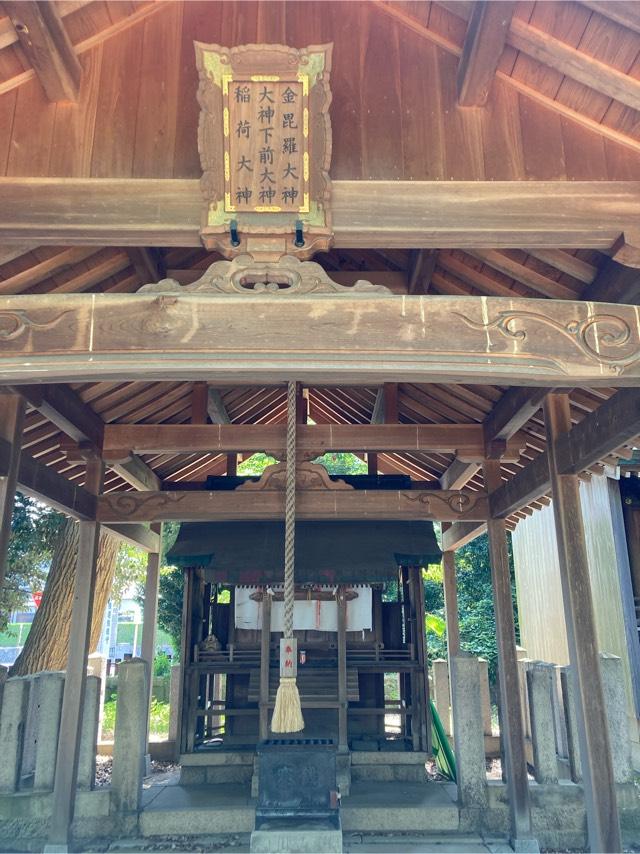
[101, 696, 170, 741]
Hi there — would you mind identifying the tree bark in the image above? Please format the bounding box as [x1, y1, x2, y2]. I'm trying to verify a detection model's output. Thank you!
[10, 519, 119, 676]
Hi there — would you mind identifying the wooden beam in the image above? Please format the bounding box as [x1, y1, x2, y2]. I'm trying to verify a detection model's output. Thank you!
[489, 452, 549, 519]
[4, 293, 640, 387]
[102, 523, 159, 553]
[0, 394, 24, 592]
[457, 1, 514, 106]
[374, 0, 640, 155]
[484, 460, 534, 845]
[0, 179, 639, 251]
[14, 383, 159, 491]
[508, 16, 640, 114]
[581, 1, 640, 36]
[102, 423, 525, 461]
[491, 388, 640, 517]
[439, 458, 480, 491]
[127, 248, 161, 285]
[407, 249, 438, 294]
[581, 257, 640, 303]
[207, 387, 231, 425]
[109, 455, 161, 492]
[483, 387, 552, 444]
[3, 1, 81, 102]
[544, 394, 621, 852]
[98, 488, 489, 524]
[15, 384, 103, 446]
[554, 387, 640, 476]
[441, 520, 486, 551]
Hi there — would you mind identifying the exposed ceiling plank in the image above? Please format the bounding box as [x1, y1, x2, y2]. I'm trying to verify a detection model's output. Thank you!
[0, 1, 164, 98]
[1, 178, 638, 253]
[373, 0, 640, 154]
[581, 258, 640, 304]
[0, 247, 98, 295]
[3, 1, 81, 102]
[526, 250, 597, 285]
[468, 250, 579, 300]
[581, 1, 640, 36]
[507, 16, 640, 114]
[457, 1, 515, 106]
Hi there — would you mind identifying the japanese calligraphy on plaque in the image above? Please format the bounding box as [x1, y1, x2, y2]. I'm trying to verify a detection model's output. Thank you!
[194, 42, 333, 260]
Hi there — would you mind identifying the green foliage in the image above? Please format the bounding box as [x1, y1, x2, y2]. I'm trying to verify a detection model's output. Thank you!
[424, 532, 519, 685]
[112, 542, 148, 605]
[102, 694, 169, 740]
[312, 452, 367, 475]
[153, 651, 172, 678]
[1, 493, 65, 630]
[237, 452, 278, 476]
[425, 613, 446, 637]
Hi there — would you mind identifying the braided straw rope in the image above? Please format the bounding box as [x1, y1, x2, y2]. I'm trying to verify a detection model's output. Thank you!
[271, 380, 304, 732]
[283, 379, 297, 639]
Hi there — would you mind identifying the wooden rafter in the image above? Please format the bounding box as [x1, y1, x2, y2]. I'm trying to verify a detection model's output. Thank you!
[3, 1, 81, 102]
[373, 0, 640, 154]
[0, 1, 164, 98]
[1, 179, 639, 255]
[457, 1, 514, 107]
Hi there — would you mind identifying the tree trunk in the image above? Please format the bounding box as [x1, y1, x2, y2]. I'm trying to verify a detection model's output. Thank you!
[10, 519, 119, 676]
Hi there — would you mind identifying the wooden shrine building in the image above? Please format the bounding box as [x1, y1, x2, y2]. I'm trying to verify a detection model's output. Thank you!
[0, 0, 639, 852]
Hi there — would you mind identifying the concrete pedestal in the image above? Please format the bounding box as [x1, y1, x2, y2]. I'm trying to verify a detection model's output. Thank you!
[0, 676, 30, 793]
[111, 658, 149, 814]
[251, 820, 342, 853]
[32, 672, 65, 791]
[450, 655, 487, 809]
[526, 662, 558, 785]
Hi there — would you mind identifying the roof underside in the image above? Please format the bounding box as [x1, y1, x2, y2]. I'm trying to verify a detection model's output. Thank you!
[1, 0, 639, 527]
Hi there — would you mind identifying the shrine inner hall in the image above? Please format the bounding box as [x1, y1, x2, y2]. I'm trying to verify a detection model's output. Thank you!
[0, 1, 640, 853]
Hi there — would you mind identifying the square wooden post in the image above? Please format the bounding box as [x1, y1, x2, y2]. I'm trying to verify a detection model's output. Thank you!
[0, 393, 25, 592]
[544, 393, 621, 853]
[259, 590, 272, 740]
[484, 460, 534, 848]
[141, 523, 162, 752]
[337, 587, 348, 751]
[48, 459, 104, 848]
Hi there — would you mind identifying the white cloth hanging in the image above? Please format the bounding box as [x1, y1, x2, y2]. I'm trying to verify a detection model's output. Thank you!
[234, 585, 372, 632]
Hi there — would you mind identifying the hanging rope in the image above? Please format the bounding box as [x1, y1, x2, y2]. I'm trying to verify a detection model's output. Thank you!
[271, 380, 304, 733]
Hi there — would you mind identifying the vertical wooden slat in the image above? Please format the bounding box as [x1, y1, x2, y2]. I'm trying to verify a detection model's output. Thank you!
[484, 459, 533, 845]
[544, 393, 621, 853]
[259, 590, 272, 740]
[442, 550, 460, 661]
[0, 393, 25, 593]
[337, 587, 348, 751]
[141, 522, 162, 748]
[48, 458, 104, 847]
[412, 565, 431, 752]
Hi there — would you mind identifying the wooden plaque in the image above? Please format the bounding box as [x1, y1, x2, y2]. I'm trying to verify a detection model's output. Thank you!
[195, 42, 333, 260]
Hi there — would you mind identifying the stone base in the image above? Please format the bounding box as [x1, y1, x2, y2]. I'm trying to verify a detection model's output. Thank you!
[250, 820, 342, 853]
[512, 838, 540, 853]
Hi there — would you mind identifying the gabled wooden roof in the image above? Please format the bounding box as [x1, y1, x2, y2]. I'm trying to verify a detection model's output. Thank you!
[1, 0, 639, 528]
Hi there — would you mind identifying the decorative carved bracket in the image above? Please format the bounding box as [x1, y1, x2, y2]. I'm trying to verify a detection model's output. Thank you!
[138, 254, 390, 296]
[237, 460, 354, 491]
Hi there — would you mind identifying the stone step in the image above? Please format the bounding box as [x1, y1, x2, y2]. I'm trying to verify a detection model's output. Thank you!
[341, 782, 459, 834]
[350, 763, 427, 783]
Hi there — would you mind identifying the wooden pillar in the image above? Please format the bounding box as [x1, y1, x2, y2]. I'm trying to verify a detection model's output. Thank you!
[441, 542, 460, 663]
[412, 566, 431, 752]
[484, 460, 533, 845]
[544, 393, 621, 853]
[337, 586, 348, 751]
[48, 459, 104, 847]
[141, 523, 162, 748]
[0, 393, 25, 592]
[259, 590, 272, 740]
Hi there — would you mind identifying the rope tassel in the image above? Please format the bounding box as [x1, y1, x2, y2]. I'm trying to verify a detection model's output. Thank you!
[271, 380, 305, 734]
